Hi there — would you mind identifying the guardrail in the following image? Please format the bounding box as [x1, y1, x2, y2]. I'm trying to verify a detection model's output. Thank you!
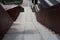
[32, 1, 60, 35]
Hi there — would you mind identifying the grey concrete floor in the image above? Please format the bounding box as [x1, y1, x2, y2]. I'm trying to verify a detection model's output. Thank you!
[2, 0, 60, 40]
[3, 7, 59, 40]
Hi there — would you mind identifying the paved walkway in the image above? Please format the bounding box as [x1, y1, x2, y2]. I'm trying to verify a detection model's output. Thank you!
[2, 0, 60, 40]
[22, 0, 32, 7]
[3, 7, 59, 40]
